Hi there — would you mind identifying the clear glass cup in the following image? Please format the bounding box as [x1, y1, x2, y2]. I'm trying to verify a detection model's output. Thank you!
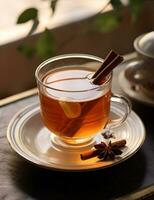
[35, 54, 131, 146]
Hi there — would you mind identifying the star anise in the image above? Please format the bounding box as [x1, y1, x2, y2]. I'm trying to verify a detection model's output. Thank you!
[94, 141, 123, 160]
[80, 140, 126, 161]
[102, 132, 115, 139]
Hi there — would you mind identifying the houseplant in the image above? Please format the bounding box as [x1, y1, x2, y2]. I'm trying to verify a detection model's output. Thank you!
[17, 0, 145, 60]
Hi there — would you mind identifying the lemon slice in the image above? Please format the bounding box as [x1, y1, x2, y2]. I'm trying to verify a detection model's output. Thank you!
[59, 98, 81, 119]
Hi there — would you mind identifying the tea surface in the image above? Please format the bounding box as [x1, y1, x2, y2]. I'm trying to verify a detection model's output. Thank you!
[39, 67, 111, 141]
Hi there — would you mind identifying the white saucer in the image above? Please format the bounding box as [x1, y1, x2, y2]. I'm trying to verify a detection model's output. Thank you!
[7, 103, 145, 171]
[118, 61, 154, 107]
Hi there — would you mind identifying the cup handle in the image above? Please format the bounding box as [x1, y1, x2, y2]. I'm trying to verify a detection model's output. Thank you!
[106, 94, 132, 130]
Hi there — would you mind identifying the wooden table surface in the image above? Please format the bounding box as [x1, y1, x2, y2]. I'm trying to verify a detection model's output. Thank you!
[1, 65, 154, 200]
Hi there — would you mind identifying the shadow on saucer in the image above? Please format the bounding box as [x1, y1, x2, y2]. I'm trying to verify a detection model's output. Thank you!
[9, 149, 146, 200]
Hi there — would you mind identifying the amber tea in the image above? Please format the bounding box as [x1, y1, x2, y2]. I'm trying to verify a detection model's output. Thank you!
[39, 67, 111, 142]
[36, 53, 131, 146]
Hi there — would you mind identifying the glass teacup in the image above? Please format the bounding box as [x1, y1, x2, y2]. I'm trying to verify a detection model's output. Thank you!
[35, 54, 131, 146]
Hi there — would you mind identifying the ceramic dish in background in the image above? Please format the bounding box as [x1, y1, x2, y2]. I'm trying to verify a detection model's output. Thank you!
[123, 31, 154, 100]
[119, 61, 154, 107]
[134, 31, 154, 59]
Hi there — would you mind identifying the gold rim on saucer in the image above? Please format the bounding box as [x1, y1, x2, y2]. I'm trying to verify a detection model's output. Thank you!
[7, 103, 145, 171]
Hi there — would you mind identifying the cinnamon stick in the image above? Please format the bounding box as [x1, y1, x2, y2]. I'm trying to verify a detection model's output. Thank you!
[92, 50, 117, 79]
[59, 50, 124, 137]
[59, 101, 97, 137]
[80, 149, 101, 160]
[110, 139, 126, 148]
[92, 54, 124, 85]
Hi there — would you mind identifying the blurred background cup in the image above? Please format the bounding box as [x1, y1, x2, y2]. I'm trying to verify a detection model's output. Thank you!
[125, 31, 154, 98]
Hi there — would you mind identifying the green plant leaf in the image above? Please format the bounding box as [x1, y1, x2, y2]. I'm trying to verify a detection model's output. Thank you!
[129, 0, 144, 21]
[17, 8, 38, 24]
[95, 12, 122, 32]
[50, 0, 58, 14]
[27, 19, 39, 36]
[36, 28, 55, 59]
[18, 45, 35, 59]
[110, 0, 122, 9]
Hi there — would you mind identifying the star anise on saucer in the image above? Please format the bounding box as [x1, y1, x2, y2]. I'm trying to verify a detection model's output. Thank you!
[102, 132, 115, 139]
[95, 141, 124, 160]
[80, 140, 126, 161]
